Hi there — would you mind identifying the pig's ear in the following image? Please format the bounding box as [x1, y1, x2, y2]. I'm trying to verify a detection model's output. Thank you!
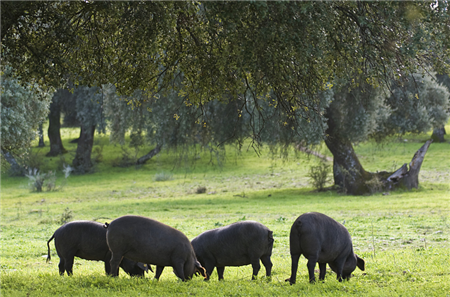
[194, 261, 207, 278]
[137, 262, 153, 273]
[356, 255, 365, 271]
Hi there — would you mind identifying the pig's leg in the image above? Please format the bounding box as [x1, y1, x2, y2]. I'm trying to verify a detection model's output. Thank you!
[318, 262, 326, 281]
[261, 254, 273, 277]
[64, 257, 74, 276]
[216, 266, 225, 280]
[306, 258, 317, 283]
[58, 258, 65, 276]
[333, 258, 345, 282]
[202, 261, 215, 281]
[250, 256, 261, 280]
[154, 265, 164, 280]
[109, 253, 123, 277]
[286, 253, 300, 285]
[104, 257, 111, 275]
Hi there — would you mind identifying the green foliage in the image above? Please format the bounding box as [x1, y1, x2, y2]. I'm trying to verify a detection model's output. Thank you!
[382, 73, 450, 135]
[0, 67, 52, 153]
[308, 160, 332, 191]
[25, 169, 57, 193]
[365, 175, 384, 195]
[59, 207, 73, 225]
[3, 2, 449, 128]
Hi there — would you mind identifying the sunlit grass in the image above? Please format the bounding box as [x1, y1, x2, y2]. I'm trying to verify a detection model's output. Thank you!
[1, 127, 449, 296]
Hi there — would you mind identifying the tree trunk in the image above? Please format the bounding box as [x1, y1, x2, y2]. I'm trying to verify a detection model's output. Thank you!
[324, 134, 372, 195]
[324, 107, 372, 194]
[136, 144, 162, 165]
[324, 108, 432, 195]
[383, 140, 433, 191]
[431, 127, 446, 143]
[62, 109, 79, 127]
[38, 123, 45, 147]
[1, 149, 25, 176]
[72, 125, 96, 174]
[46, 95, 67, 156]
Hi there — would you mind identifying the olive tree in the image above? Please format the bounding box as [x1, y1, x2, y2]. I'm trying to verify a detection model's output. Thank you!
[3, 1, 450, 191]
[1, 67, 52, 175]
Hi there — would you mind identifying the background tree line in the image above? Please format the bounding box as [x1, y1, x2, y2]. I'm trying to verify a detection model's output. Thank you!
[2, 1, 450, 194]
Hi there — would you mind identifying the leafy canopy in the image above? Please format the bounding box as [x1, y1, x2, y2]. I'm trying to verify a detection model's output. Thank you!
[1, 67, 52, 153]
[2, 1, 449, 115]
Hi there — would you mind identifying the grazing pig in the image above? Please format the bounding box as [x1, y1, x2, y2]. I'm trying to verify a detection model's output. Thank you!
[191, 220, 274, 280]
[105, 215, 206, 281]
[286, 212, 365, 284]
[47, 220, 148, 276]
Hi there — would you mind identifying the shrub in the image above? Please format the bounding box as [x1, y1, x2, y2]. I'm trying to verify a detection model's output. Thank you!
[196, 186, 207, 194]
[25, 168, 47, 192]
[154, 171, 174, 182]
[59, 207, 73, 224]
[308, 160, 331, 191]
[366, 175, 384, 194]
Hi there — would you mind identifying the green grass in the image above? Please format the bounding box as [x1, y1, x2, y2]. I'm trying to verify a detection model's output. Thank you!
[1, 127, 449, 296]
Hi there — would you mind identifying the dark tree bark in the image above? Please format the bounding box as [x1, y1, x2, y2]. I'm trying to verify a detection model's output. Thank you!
[324, 108, 433, 195]
[38, 123, 45, 147]
[1, 149, 26, 176]
[431, 127, 446, 143]
[72, 125, 96, 173]
[383, 140, 433, 191]
[46, 92, 67, 156]
[324, 126, 371, 194]
[136, 144, 162, 165]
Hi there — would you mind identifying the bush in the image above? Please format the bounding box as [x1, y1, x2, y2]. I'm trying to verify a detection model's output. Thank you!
[366, 175, 384, 194]
[196, 186, 207, 194]
[308, 160, 331, 191]
[59, 207, 73, 224]
[25, 166, 72, 192]
[154, 171, 174, 182]
[25, 168, 47, 192]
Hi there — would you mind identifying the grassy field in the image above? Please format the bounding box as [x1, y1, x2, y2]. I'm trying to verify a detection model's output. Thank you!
[1, 127, 449, 296]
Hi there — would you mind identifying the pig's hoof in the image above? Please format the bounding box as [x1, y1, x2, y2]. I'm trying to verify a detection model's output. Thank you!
[285, 277, 295, 285]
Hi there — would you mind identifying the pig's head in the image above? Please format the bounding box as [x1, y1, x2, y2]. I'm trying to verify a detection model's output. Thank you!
[183, 254, 207, 280]
[121, 258, 149, 277]
[194, 260, 207, 278]
[341, 254, 365, 280]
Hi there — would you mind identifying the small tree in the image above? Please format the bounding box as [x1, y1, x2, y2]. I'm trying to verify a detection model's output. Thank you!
[1, 67, 52, 175]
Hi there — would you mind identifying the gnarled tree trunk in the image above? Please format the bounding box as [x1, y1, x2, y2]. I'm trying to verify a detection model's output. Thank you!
[324, 117, 372, 195]
[382, 140, 433, 191]
[72, 125, 96, 174]
[324, 109, 433, 195]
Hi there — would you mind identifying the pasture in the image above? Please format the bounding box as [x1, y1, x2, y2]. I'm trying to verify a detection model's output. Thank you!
[1, 128, 449, 296]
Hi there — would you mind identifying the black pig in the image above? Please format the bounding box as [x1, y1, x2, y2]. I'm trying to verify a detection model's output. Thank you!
[47, 220, 148, 276]
[286, 212, 365, 284]
[191, 220, 274, 280]
[105, 215, 206, 281]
